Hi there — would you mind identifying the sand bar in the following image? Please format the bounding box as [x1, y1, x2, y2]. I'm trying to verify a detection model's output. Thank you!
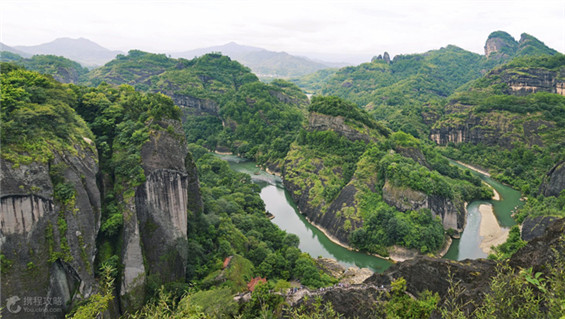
[478, 204, 509, 254]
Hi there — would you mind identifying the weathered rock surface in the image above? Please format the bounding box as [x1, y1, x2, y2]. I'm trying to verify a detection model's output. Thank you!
[364, 218, 565, 315]
[315, 258, 373, 284]
[172, 94, 219, 116]
[382, 181, 464, 231]
[287, 285, 389, 318]
[490, 67, 565, 97]
[308, 112, 375, 143]
[120, 120, 201, 310]
[540, 161, 565, 197]
[283, 172, 361, 244]
[521, 215, 558, 241]
[510, 217, 565, 272]
[430, 110, 553, 148]
[1, 144, 101, 318]
[484, 31, 518, 58]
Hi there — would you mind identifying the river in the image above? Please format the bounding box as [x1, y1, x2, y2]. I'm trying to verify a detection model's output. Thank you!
[443, 161, 524, 260]
[215, 154, 393, 273]
[216, 154, 523, 271]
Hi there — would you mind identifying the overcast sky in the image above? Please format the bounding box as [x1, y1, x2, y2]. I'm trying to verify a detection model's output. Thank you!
[1, 0, 564, 63]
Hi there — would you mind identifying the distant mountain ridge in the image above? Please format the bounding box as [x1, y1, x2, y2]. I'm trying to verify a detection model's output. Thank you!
[170, 42, 346, 79]
[12, 37, 123, 67]
[0, 42, 31, 57]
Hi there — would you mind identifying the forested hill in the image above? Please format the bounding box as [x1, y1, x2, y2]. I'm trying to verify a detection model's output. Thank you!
[431, 53, 565, 223]
[0, 51, 88, 84]
[283, 96, 492, 256]
[82, 51, 309, 168]
[293, 31, 558, 138]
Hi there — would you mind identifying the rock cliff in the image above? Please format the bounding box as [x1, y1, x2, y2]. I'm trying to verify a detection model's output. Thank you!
[484, 31, 518, 58]
[365, 218, 565, 315]
[308, 112, 376, 143]
[171, 94, 219, 116]
[119, 120, 201, 310]
[382, 181, 465, 231]
[1, 144, 101, 318]
[283, 168, 361, 244]
[521, 215, 558, 241]
[539, 161, 565, 197]
[490, 66, 565, 97]
[430, 107, 554, 148]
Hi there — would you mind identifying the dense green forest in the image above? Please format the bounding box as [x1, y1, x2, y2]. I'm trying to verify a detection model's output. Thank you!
[1, 63, 338, 318]
[0, 51, 89, 83]
[2, 28, 565, 318]
[434, 54, 565, 201]
[292, 32, 559, 138]
[285, 96, 491, 256]
[82, 51, 308, 168]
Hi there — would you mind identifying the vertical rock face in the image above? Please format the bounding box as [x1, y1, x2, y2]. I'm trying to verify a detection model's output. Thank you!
[0, 145, 101, 319]
[539, 161, 565, 197]
[381, 181, 464, 231]
[171, 94, 219, 116]
[308, 113, 376, 143]
[489, 67, 565, 97]
[119, 120, 202, 310]
[484, 31, 518, 58]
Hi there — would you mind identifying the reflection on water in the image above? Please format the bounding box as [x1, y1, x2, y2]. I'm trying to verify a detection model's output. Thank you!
[216, 154, 392, 272]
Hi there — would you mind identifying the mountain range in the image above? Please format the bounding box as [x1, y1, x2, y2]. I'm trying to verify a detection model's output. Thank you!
[1, 29, 564, 318]
[2, 38, 346, 78]
[170, 41, 348, 78]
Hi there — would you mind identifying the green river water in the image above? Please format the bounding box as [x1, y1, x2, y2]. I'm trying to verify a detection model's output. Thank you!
[217, 154, 523, 271]
[443, 161, 524, 260]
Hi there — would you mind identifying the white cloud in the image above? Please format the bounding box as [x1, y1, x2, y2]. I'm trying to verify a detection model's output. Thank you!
[1, 0, 563, 62]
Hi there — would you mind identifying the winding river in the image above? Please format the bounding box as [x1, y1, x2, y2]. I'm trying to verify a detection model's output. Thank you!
[443, 160, 524, 260]
[216, 154, 523, 272]
[216, 154, 393, 272]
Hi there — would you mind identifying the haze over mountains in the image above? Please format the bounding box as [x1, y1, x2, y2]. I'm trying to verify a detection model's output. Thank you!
[8, 37, 124, 67]
[2, 37, 347, 78]
[170, 41, 348, 78]
[2, 28, 565, 318]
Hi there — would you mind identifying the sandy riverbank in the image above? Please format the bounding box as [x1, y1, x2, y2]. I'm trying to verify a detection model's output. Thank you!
[478, 204, 509, 254]
[456, 161, 491, 176]
[304, 215, 452, 263]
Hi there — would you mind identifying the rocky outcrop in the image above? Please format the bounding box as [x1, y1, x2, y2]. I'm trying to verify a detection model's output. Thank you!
[510, 217, 565, 271]
[394, 146, 429, 168]
[484, 31, 518, 58]
[382, 181, 464, 231]
[490, 67, 565, 97]
[364, 218, 565, 315]
[521, 215, 558, 241]
[288, 285, 388, 318]
[172, 94, 219, 116]
[315, 258, 373, 284]
[284, 174, 361, 244]
[430, 111, 553, 148]
[120, 120, 202, 311]
[1, 144, 101, 318]
[308, 113, 375, 143]
[539, 161, 565, 197]
[366, 256, 496, 315]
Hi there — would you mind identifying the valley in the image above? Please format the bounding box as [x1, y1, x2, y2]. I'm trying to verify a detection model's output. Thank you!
[1, 29, 564, 318]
